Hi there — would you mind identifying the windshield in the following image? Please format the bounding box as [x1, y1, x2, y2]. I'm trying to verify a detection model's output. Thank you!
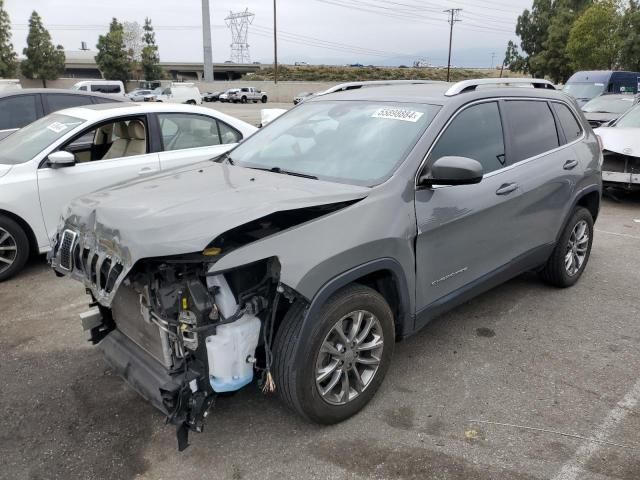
[582, 95, 636, 114]
[0, 113, 84, 165]
[614, 104, 640, 128]
[563, 83, 606, 101]
[228, 100, 440, 186]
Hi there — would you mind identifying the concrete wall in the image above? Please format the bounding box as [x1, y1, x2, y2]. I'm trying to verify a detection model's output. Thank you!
[18, 78, 338, 103]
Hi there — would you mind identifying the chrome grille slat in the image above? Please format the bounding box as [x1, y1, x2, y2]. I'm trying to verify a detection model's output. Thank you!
[55, 229, 127, 305]
[58, 230, 77, 271]
[95, 254, 106, 292]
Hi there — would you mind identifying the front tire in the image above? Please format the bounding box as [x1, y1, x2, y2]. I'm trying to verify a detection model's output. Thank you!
[0, 215, 30, 282]
[273, 284, 394, 424]
[540, 207, 594, 287]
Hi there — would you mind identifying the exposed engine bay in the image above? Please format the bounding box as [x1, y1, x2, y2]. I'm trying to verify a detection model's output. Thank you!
[82, 255, 298, 450]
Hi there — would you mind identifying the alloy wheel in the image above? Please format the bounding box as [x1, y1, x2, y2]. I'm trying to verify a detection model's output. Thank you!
[0, 227, 18, 275]
[565, 220, 589, 276]
[315, 310, 384, 406]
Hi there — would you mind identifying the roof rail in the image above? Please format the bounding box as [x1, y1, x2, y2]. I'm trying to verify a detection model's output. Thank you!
[319, 80, 446, 96]
[445, 78, 556, 96]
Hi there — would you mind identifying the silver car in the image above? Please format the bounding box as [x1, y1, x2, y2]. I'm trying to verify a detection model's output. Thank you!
[50, 79, 602, 449]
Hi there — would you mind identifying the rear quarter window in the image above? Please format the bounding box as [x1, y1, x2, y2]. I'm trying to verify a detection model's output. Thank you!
[552, 103, 583, 143]
[45, 94, 93, 112]
[0, 95, 39, 130]
[504, 100, 559, 163]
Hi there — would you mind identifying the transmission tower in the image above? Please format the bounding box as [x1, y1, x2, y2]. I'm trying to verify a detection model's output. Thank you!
[225, 9, 255, 64]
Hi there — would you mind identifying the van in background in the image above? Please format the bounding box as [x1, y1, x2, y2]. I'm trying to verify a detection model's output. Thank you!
[72, 80, 126, 97]
[564, 71, 640, 106]
[146, 82, 201, 104]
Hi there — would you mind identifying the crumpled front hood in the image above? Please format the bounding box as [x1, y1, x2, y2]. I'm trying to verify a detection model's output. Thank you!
[0, 163, 13, 178]
[595, 127, 640, 157]
[62, 161, 370, 268]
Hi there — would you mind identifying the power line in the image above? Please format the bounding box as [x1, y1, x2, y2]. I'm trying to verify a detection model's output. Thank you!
[224, 9, 255, 64]
[273, 0, 278, 84]
[444, 8, 462, 82]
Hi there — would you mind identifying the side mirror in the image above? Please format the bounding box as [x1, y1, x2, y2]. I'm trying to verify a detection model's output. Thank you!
[48, 151, 76, 169]
[418, 156, 484, 187]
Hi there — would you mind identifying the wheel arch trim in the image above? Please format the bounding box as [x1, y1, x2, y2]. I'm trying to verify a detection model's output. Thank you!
[292, 257, 412, 365]
[556, 184, 601, 244]
[0, 208, 39, 255]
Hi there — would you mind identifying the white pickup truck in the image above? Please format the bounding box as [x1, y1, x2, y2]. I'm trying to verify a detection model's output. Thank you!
[229, 87, 268, 104]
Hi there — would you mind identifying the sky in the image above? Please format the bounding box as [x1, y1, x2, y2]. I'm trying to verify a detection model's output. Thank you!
[5, 0, 533, 68]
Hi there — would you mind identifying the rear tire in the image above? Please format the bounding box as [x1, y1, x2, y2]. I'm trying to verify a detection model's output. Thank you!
[241, 96, 247, 104]
[186, 99, 196, 105]
[273, 284, 394, 424]
[0, 215, 30, 282]
[539, 207, 594, 288]
[261, 96, 268, 103]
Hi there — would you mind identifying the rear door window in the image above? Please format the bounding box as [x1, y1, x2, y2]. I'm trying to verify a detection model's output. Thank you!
[552, 103, 583, 144]
[429, 101, 506, 174]
[45, 93, 94, 112]
[503, 100, 559, 163]
[0, 94, 39, 130]
[158, 113, 222, 150]
[91, 84, 121, 94]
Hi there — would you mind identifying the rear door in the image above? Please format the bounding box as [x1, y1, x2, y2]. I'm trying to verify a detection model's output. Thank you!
[414, 100, 527, 315]
[156, 113, 243, 171]
[500, 99, 577, 249]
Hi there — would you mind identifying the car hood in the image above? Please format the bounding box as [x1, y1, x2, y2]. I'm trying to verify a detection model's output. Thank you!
[61, 160, 370, 268]
[594, 127, 640, 157]
[0, 163, 13, 178]
[583, 112, 617, 123]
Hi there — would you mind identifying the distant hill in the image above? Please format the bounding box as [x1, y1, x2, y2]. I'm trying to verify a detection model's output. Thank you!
[245, 65, 502, 82]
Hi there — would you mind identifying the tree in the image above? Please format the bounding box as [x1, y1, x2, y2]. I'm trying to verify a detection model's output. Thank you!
[567, 0, 621, 71]
[539, 5, 576, 83]
[503, 40, 526, 74]
[95, 18, 131, 83]
[20, 11, 65, 87]
[123, 21, 143, 63]
[619, 1, 640, 71]
[515, 0, 553, 77]
[513, 0, 594, 80]
[140, 18, 162, 80]
[0, 0, 17, 77]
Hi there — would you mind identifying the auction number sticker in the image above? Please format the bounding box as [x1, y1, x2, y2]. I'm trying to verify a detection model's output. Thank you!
[47, 122, 69, 133]
[372, 107, 424, 123]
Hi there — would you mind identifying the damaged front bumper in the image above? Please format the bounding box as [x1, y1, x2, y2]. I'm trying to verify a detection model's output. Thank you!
[51, 225, 293, 451]
[603, 149, 640, 186]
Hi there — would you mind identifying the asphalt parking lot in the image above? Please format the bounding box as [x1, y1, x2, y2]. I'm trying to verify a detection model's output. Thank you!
[1, 193, 639, 480]
[201, 101, 292, 126]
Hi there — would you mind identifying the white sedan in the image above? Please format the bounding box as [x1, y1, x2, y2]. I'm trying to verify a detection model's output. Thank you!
[0, 102, 256, 280]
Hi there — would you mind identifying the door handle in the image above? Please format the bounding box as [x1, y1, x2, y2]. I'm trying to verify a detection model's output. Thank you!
[496, 183, 518, 195]
[563, 159, 579, 170]
[137, 167, 158, 175]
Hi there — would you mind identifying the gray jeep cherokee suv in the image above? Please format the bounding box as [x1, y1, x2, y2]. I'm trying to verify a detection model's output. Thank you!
[50, 79, 602, 449]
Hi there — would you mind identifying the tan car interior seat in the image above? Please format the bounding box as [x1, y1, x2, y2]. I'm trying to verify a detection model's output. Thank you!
[125, 121, 147, 156]
[102, 122, 130, 160]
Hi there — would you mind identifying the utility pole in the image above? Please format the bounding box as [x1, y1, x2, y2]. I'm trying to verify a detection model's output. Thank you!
[202, 0, 214, 82]
[490, 52, 496, 69]
[273, 0, 279, 84]
[444, 8, 462, 82]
